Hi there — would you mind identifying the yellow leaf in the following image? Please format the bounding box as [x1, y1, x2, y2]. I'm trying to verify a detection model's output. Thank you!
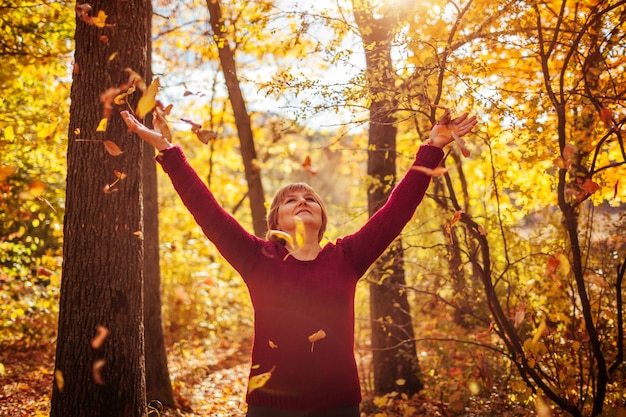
[531, 317, 546, 345]
[555, 252, 570, 277]
[248, 366, 275, 394]
[136, 78, 160, 118]
[4, 125, 15, 141]
[54, 370, 64, 392]
[267, 230, 295, 250]
[97, 118, 108, 132]
[294, 216, 305, 248]
[91, 10, 108, 28]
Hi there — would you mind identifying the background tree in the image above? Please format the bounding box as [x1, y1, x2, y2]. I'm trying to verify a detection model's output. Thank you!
[51, 1, 151, 415]
[351, 0, 424, 395]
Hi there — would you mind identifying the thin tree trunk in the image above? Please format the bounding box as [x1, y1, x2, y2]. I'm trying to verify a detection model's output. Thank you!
[206, 0, 266, 237]
[353, 2, 423, 395]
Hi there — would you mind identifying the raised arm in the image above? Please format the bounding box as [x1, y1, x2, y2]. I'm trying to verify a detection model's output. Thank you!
[343, 112, 477, 275]
[121, 111, 261, 274]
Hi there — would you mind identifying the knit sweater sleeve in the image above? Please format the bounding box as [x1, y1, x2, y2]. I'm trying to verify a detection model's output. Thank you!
[341, 144, 444, 276]
[155, 145, 260, 275]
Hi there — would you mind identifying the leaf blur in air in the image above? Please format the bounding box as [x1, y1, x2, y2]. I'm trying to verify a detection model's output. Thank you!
[294, 216, 305, 248]
[96, 118, 108, 132]
[599, 107, 616, 131]
[91, 325, 109, 349]
[247, 366, 275, 394]
[302, 155, 318, 175]
[19, 180, 47, 200]
[136, 78, 160, 118]
[4, 125, 15, 141]
[579, 179, 600, 195]
[0, 165, 17, 182]
[103, 140, 123, 156]
[153, 106, 172, 141]
[92, 359, 106, 385]
[267, 230, 295, 250]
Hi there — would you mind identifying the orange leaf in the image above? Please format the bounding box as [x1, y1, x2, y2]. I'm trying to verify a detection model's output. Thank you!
[195, 129, 218, 144]
[599, 107, 616, 130]
[302, 155, 318, 175]
[91, 325, 109, 349]
[103, 140, 123, 156]
[579, 178, 600, 194]
[450, 210, 464, 226]
[562, 144, 577, 162]
[614, 180, 619, 200]
[92, 359, 106, 385]
[0, 165, 17, 182]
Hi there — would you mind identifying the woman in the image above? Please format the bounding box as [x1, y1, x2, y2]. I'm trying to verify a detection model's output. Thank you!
[121, 110, 477, 417]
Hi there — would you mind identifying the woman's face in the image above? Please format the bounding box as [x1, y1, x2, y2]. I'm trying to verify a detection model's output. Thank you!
[277, 189, 323, 235]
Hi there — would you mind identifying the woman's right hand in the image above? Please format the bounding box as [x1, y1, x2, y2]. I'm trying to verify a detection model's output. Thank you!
[121, 111, 172, 151]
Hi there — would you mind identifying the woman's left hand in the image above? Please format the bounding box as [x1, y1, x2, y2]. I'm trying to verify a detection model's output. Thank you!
[428, 110, 477, 150]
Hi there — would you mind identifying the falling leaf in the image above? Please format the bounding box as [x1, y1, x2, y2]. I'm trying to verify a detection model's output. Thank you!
[19, 180, 47, 200]
[136, 78, 160, 118]
[555, 252, 570, 277]
[181, 118, 203, 130]
[91, 10, 108, 28]
[267, 230, 295, 250]
[308, 329, 326, 352]
[100, 35, 109, 45]
[0, 165, 17, 182]
[195, 129, 218, 144]
[450, 130, 470, 157]
[562, 144, 577, 162]
[535, 395, 553, 417]
[294, 216, 305, 248]
[599, 106, 616, 131]
[268, 340, 278, 349]
[133, 231, 143, 239]
[614, 180, 619, 200]
[248, 366, 275, 393]
[531, 317, 546, 345]
[91, 325, 109, 349]
[4, 125, 15, 141]
[513, 303, 526, 327]
[175, 286, 191, 304]
[74, 127, 81, 135]
[124, 68, 147, 91]
[92, 359, 106, 385]
[450, 210, 464, 226]
[153, 106, 172, 141]
[96, 118, 108, 132]
[477, 225, 487, 236]
[579, 178, 600, 194]
[395, 378, 406, 386]
[54, 370, 64, 392]
[103, 140, 124, 156]
[411, 165, 449, 176]
[75, 3, 93, 24]
[302, 155, 318, 175]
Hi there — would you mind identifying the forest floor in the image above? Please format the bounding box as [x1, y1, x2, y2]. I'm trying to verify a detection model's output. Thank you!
[1, 337, 535, 417]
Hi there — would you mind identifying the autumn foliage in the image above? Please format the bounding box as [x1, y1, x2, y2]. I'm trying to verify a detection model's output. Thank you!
[1, 0, 625, 416]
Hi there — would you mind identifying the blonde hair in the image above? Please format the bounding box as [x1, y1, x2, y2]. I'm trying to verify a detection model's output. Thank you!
[266, 183, 327, 242]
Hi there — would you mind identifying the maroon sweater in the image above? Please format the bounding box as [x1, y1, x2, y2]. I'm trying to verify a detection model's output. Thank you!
[156, 144, 443, 410]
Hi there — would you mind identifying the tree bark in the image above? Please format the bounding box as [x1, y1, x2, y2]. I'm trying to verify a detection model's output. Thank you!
[142, 3, 175, 407]
[206, 0, 267, 237]
[353, 2, 423, 396]
[51, 1, 150, 415]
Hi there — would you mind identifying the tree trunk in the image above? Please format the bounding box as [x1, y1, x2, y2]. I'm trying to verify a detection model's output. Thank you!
[142, 4, 175, 407]
[206, 0, 267, 237]
[51, 1, 150, 415]
[143, 138, 175, 408]
[353, 2, 423, 395]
